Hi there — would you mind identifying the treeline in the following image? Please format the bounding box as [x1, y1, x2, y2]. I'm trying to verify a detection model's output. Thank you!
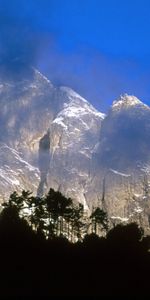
[2, 189, 108, 241]
[0, 189, 150, 298]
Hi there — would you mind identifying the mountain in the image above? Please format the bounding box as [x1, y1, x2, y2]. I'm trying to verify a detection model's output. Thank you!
[0, 144, 40, 201]
[0, 69, 150, 232]
[0, 68, 104, 205]
[95, 94, 150, 169]
[91, 94, 150, 231]
[46, 87, 105, 207]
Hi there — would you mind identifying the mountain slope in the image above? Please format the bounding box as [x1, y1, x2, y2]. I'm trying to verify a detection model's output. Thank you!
[0, 143, 40, 201]
[95, 94, 150, 169]
[0, 68, 105, 208]
[90, 94, 150, 231]
[0, 70, 150, 232]
[46, 87, 105, 206]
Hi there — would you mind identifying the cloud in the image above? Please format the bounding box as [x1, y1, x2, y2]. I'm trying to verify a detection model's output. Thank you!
[0, 0, 54, 79]
[38, 44, 150, 111]
[0, 0, 149, 111]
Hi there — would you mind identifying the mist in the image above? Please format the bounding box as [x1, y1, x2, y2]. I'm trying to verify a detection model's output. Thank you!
[0, 0, 150, 111]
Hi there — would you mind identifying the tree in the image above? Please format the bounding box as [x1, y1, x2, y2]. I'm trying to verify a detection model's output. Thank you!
[1, 203, 20, 226]
[30, 196, 47, 237]
[90, 207, 108, 235]
[45, 188, 73, 238]
[106, 222, 143, 245]
[70, 203, 85, 242]
[2, 191, 47, 236]
[2, 191, 24, 214]
[0, 194, 33, 239]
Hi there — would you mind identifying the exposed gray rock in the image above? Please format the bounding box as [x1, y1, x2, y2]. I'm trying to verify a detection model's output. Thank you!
[0, 69, 150, 232]
[90, 94, 150, 233]
[0, 143, 40, 202]
[46, 87, 105, 207]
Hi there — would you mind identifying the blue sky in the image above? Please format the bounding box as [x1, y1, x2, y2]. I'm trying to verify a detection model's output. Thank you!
[1, 0, 150, 111]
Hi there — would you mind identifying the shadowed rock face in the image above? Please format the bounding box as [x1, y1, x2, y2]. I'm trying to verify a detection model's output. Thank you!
[96, 95, 150, 169]
[0, 68, 54, 162]
[0, 71, 150, 232]
[90, 95, 150, 232]
[37, 131, 50, 196]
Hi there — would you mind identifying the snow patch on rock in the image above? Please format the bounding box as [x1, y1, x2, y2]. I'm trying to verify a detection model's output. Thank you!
[112, 94, 149, 111]
[110, 169, 131, 177]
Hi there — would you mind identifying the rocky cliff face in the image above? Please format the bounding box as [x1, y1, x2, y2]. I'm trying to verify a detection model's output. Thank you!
[90, 94, 150, 232]
[0, 69, 150, 232]
[46, 87, 105, 208]
[0, 143, 40, 202]
[0, 68, 105, 207]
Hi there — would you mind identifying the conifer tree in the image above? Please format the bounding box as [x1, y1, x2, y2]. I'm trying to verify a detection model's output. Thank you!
[90, 207, 108, 235]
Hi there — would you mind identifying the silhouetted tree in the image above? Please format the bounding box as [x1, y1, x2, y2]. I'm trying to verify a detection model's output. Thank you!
[45, 188, 73, 238]
[1, 189, 150, 298]
[90, 207, 108, 235]
[63, 204, 74, 240]
[1, 203, 20, 225]
[2, 191, 24, 214]
[70, 203, 85, 241]
[106, 222, 144, 247]
[31, 197, 47, 237]
[0, 199, 33, 240]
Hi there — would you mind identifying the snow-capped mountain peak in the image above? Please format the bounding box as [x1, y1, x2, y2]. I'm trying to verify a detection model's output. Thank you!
[112, 93, 148, 111]
[0, 68, 150, 233]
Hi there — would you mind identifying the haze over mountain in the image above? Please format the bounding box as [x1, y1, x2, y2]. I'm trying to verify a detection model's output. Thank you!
[0, 68, 150, 232]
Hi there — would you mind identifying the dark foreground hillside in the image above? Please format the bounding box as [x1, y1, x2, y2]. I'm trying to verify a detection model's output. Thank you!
[0, 206, 150, 299]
